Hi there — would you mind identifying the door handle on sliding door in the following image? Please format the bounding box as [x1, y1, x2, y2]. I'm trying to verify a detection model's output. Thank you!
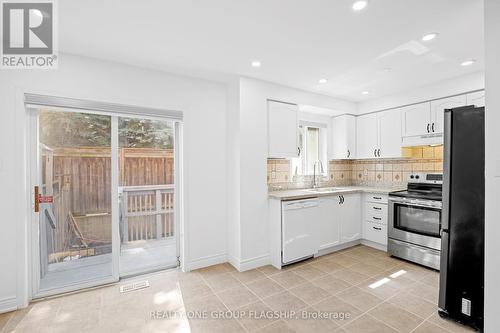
[34, 186, 39, 213]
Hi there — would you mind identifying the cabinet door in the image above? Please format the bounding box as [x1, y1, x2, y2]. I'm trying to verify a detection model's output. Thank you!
[268, 101, 298, 158]
[340, 194, 361, 243]
[401, 103, 431, 137]
[332, 115, 356, 159]
[356, 113, 378, 159]
[317, 197, 341, 250]
[377, 109, 402, 158]
[466, 91, 485, 107]
[431, 95, 466, 134]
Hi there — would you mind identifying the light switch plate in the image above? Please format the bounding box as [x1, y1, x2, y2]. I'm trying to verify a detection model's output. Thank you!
[496, 160, 500, 177]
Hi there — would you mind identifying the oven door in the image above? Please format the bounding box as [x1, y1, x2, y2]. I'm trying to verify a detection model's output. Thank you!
[388, 197, 442, 251]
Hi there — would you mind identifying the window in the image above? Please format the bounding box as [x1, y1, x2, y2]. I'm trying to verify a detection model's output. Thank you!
[292, 122, 328, 176]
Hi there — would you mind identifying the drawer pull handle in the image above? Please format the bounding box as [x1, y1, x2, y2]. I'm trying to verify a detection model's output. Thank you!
[373, 207, 382, 210]
[373, 217, 382, 220]
[373, 197, 382, 200]
[373, 226, 382, 231]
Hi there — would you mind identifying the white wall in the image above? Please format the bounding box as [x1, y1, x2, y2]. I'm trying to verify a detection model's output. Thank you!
[226, 79, 241, 268]
[0, 54, 228, 311]
[357, 71, 485, 114]
[234, 77, 355, 270]
[484, 0, 500, 330]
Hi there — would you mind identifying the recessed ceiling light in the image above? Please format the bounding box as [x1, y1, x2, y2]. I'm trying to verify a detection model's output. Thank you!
[361, 91, 370, 95]
[382, 68, 392, 72]
[251, 61, 261, 68]
[461, 59, 476, 67]
[352, 1, 368, 11]
[318, 78, 328, 84]
[422, 33, 438, 42]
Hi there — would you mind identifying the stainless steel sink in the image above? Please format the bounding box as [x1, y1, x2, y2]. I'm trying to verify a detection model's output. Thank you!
[305, 187, 346, 193]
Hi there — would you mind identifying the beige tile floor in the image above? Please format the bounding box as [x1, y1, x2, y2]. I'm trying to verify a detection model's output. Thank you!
[0, 245, 477, 333]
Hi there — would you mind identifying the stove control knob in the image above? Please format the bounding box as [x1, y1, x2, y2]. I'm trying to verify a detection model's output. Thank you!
[410, 175, 414, 179]
[415, 175, 420, 179]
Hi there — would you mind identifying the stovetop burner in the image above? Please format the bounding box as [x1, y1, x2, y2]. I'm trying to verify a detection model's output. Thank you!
[389, 173, 443, 201]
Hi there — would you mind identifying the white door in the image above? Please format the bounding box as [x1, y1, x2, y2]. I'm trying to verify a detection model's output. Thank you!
[401, 103, 431, 137]
[332, 115, 356, 159]
[466, 91, 485, 107]
[431, 95, 466, 133]
[356, 113, 378, 159]
[340, 194, 361, 243]
[268, 101, 298, 158]
[317, 196, 341, 250]
[378, 109, 402, 158]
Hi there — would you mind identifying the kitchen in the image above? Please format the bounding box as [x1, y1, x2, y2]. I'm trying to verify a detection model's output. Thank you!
[267, 89, 484, 331]
[0, 1, 498, 333]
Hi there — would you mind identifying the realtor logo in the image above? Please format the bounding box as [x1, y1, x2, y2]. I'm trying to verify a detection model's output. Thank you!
[1, 1, 57, 69]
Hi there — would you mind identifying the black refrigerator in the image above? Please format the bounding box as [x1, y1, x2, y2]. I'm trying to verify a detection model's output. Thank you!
[439, 105, 485, 330]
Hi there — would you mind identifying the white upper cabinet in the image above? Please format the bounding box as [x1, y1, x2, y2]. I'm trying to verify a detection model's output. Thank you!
[268, 101, 299, 158]
[431, 95, 466, 134]
[378, 109, 402, 158]
[331, 115, 356, 159]
[401, 102, 432, 137]
[466, 90, 485, 107]
[356, 111, 402, 159]
[356, 113, 378, 159]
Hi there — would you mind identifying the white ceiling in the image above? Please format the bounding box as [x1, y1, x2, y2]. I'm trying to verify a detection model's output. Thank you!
[59, 0, 484, 102]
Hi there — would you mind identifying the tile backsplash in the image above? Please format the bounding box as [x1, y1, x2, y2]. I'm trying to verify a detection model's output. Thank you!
[268, 145, 443, 191]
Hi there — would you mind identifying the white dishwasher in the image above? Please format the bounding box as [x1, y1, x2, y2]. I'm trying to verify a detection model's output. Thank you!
[282, 198, 319, 265]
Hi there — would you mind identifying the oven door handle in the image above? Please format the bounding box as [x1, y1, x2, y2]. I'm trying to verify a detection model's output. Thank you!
[389, 199, 441, 210]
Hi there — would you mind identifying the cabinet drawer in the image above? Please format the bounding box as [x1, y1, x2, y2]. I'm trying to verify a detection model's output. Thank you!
[365, 193, 388, 204]
[366, 215, 387, 225]
[364, 221, 387, 245]
[365, 202, 387, 217]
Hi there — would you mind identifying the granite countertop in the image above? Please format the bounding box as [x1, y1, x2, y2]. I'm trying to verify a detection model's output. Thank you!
[268, 185, 405, 200]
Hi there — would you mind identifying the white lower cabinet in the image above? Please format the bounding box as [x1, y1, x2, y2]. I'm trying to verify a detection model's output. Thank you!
[317, 197, 341, 250]
[364, 221, 387, 245]
[362, 193, 388, 246]
[340, 194, 362, 243]
[317, 193, 361, 251]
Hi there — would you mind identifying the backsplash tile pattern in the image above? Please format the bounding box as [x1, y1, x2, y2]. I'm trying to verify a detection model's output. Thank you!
[268, 145, 443, 191]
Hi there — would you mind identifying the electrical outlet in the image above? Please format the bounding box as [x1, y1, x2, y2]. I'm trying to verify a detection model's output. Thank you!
[271, 171, 276, 179]
[364, 169, 368, 176]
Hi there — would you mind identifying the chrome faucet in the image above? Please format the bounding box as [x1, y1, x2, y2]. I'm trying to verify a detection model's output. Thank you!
[312, 161, 324, 188]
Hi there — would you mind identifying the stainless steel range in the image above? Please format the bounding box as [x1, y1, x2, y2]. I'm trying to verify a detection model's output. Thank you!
[388, 173, 443, 270]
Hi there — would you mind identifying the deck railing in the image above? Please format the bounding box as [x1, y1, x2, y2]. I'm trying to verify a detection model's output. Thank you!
[120, 185, 175, 243]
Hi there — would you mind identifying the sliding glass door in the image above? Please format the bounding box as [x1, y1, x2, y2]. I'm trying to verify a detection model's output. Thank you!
[30, 107, 180, 297]
[118, 116, 178, 276]
[33, 109, 116, 295]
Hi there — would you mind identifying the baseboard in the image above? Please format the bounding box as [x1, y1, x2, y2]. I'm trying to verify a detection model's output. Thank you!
[316, 239, 362, 257]
[0, 297, 17, 314]
[238, 254, 270, 272]
[185, 253, 227, 272]
[360, 239, 387, 252]
[227, 254, 241, 272]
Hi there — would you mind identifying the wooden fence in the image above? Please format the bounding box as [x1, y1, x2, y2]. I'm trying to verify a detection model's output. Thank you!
[41, 146, 174, 264]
